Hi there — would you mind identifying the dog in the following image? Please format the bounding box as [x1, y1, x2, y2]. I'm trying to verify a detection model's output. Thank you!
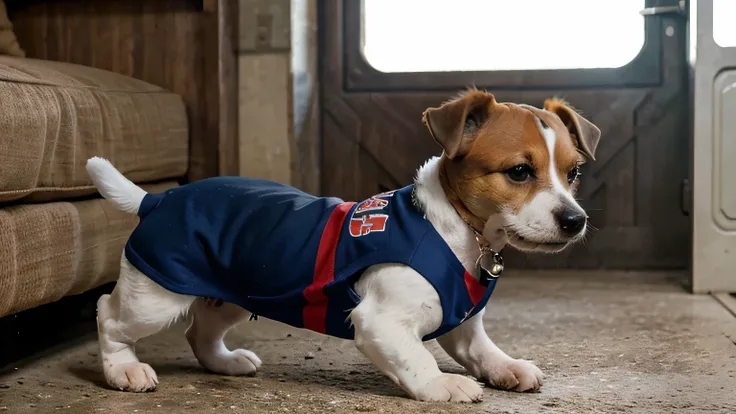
[86, 90, 600, 403]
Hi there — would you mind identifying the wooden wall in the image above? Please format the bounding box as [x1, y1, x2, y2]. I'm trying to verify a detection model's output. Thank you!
[8, 0, 304, 186]
[237, 0, 295, 185]
[7, 0, 239, 181]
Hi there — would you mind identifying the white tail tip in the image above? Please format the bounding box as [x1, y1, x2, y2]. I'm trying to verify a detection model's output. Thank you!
[86, 157, 146, 214]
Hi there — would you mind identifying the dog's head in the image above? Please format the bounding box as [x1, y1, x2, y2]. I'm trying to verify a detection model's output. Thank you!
[422, 90, 601, 253]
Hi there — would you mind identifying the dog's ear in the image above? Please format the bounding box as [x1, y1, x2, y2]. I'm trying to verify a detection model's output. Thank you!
[544, 98, 601, 161]
[422, 91, 496, 159]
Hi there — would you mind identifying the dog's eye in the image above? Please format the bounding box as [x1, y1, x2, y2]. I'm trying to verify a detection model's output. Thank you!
[506, 164, 533, 183]
[567, 166, 581, 184]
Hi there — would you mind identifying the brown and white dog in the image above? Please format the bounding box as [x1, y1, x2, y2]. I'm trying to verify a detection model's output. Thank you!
[87, 90, 600, 402]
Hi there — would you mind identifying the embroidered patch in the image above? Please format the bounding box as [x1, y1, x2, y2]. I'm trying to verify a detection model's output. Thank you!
[355, 197, 389, 213]
[350, 214, 389, 237]
[349, 190, 395, 237]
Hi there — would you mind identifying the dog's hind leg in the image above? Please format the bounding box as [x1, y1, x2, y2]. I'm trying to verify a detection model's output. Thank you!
[185, 299, 261, 376]
[97, 255, 195, 392]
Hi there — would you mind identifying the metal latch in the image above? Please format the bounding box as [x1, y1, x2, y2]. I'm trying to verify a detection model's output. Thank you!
[640, 1, 687, 18]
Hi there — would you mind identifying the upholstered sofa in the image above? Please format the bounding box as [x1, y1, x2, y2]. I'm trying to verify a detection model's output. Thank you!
[0, 2, 188, 318]
[0, 0, 238, 367]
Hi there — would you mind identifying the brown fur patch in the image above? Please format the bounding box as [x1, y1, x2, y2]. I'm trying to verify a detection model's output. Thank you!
[433, 92, 584, 227]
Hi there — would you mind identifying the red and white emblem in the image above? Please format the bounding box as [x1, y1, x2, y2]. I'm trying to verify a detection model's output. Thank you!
[350, 214, 389, 237]
[355, 197, 389, 213]
[349, 190, 396, 238]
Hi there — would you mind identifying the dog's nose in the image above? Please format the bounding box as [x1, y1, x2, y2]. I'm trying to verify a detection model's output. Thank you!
[557, 207, 586, 236]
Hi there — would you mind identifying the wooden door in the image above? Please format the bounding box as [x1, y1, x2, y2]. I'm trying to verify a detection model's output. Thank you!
[318, 0, 690, 270]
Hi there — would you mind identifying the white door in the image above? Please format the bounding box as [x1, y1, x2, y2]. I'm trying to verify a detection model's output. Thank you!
[692, 0, 736, 292]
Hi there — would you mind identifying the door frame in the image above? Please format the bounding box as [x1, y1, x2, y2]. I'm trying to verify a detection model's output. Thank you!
[691, 0, 736, 292]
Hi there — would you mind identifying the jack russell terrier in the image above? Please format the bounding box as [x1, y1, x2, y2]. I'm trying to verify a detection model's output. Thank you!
[86, 90, 600, 403]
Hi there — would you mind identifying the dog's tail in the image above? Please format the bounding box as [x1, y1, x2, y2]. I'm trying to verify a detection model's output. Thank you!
[85, 157, 146, 215]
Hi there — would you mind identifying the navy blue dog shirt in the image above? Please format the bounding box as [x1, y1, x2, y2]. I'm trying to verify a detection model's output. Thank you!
[124, 177, 497, 340]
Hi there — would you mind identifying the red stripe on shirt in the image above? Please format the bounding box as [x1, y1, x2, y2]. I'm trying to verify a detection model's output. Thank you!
[302, 202, 356, 334]
[463, 270, 485, 306]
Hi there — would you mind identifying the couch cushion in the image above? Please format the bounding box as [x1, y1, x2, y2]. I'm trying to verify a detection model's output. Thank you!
[0, 1, 24, 57]
[0, 56, 188, 203]
[0, 182, 177, 317]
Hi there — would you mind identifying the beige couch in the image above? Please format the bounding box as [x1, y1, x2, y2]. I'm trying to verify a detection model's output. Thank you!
[0, 3, 187, 318]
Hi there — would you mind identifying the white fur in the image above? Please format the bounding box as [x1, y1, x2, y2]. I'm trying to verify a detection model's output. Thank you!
[538, 118, 579, 207]
[87, 156, 542, 401]
[508, 191, 567, 245]
[96, 258, 194, 392]
[86, 157, 147, 214]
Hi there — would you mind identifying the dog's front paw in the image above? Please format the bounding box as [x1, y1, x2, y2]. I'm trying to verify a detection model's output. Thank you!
[485, 358, 543, 392]
[414, 373, 483, 403]
[220, 348, 262, 376]
[105, 362, 159, 392]
[197, 348, 262, 377]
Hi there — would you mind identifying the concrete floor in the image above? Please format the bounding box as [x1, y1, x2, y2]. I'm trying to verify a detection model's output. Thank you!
[1, 271, 735, 414]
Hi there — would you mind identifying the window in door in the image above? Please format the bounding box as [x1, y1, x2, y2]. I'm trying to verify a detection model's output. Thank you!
[362, 0, 646, 73]
[713, 0, 736, 48]
[344, 0, 660, 91]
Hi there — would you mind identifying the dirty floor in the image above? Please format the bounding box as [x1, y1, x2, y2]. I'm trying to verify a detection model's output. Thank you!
[1, 271, 735, 414]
